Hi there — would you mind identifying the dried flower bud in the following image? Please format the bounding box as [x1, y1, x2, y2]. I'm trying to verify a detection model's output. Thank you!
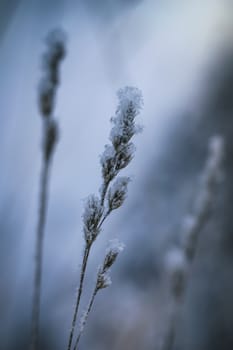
[83, 195, 103, 244]
[107, 177, 130, 211]
[43, 119, 58, 161]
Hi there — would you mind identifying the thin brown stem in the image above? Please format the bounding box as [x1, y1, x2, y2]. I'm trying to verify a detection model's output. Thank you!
[30, 159, 50, 350]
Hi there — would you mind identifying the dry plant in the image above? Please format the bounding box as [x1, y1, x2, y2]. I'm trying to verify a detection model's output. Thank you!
[30, 29, 66, 350]
[161, 135, 224, 350]
[66, 86, 143, 350]
[30, 28, 143, 350]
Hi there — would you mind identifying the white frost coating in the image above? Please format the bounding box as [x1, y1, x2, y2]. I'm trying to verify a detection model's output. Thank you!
[100, 144, 115, 166]
[79, 310, 88, 333]
[117, 86, 144, 114]
[101, 271, 112, 288]
[107, 238, 125, 254]
[83, 195, 102, 223]
[110, 86, 143, 147]
[97, 270, 112, 289]
[108, 176, 131, 210]
[83, 194, 103, 243]
[110, 176, 130, 196]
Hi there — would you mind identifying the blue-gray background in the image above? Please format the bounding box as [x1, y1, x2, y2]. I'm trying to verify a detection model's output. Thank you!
[1, 1, 233, 349]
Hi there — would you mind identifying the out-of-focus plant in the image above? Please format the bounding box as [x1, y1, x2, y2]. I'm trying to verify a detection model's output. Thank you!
[161, 135, 224, 350]
[30, 29, 66, 350]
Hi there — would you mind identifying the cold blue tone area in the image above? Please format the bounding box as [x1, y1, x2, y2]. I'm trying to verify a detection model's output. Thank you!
[1, 1, 233, 349]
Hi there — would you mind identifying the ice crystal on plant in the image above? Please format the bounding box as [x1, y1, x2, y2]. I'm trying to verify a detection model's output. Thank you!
[110, 86, 143, 149]
[96, 239, 124, 291]
[107, 177, 131, 211]
[117, 86, 143, 115]
[103, 239, 125, 270]
[96, 270, 112, 290]
[83, 195, 103, 244]
[68, 86, 143, 350]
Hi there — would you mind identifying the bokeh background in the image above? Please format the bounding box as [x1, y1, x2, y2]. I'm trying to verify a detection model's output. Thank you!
[1, 0, 233, 349]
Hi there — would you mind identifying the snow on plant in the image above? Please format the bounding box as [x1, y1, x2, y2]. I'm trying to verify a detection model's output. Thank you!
[73, 240, 125, 349]
[67, 86, 143, 350]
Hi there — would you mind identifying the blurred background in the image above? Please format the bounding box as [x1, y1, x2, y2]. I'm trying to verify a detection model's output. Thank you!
[1, 0, 233, 349]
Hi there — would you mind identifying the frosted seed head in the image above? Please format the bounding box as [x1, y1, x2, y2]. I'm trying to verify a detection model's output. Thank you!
[117, 86, 143, 114]
[110, 86, 143, 149]
[114, 143, 136, 171]
[83, 195, 103, 244]
[100, 144, 116, 183]
[96, 270, 112, 290]
[103, 239, 125, 270]
[107, 177, 130, 211]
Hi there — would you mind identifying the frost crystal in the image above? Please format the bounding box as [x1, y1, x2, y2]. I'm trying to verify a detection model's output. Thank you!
[110, 86, 143, 149]
[108, 177, 130, 211]
[100, 145, 116, 182]
[115, 143, 136, 171]
[96, 239, 124, 291]
[96, 270, 112, 290]
[79, 310, 88, 333]
[108, 238, 125, 253]
[100, 86, 143, 187]
[103, 239, 125, 270]
[83, 195, 103, 244]
[117, 86, 143, 115]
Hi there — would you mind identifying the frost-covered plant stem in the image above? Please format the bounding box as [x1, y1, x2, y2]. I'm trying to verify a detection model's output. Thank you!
[73, 284, 98, 350]
[67, 191, 113, 350]
[30, 29, 66, 350]
[67, 245, 90, 350]
[66, 86, 143, 350]
[73, 240, 125, 350]
[162, 135, 224, 350]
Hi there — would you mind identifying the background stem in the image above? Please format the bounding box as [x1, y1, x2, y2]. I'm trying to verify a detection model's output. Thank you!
[30, 159, 50, 350]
